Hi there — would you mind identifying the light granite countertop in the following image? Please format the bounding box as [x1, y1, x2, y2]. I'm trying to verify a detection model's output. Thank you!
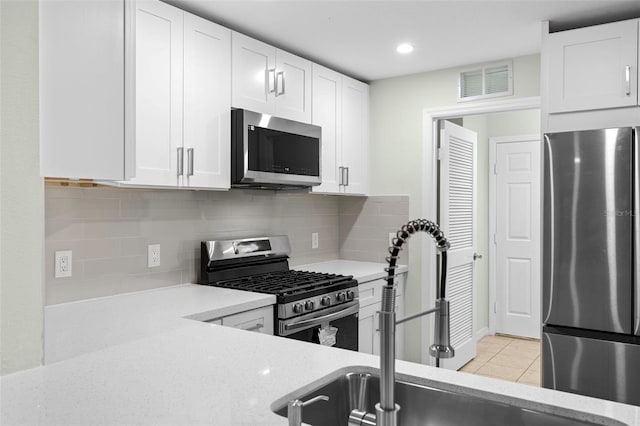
[2, 322, 639, 425]
[44, 284, 277, 364]
[2, 260, 637, 425]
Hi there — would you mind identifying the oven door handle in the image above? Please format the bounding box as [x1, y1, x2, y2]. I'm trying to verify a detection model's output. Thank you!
[283, 302, 359, 332]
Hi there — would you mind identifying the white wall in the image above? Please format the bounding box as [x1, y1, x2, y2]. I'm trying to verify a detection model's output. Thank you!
[0, 0, 44, 375]
[369, 54, 540, 363]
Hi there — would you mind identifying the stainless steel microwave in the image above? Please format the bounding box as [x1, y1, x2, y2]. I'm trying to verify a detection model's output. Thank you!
[231, 109, 321, 189]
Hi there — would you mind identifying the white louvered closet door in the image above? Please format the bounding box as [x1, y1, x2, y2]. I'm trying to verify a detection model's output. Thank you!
[439, 120, 477, 371]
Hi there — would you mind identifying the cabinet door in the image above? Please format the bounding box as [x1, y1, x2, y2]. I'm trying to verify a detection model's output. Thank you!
[39, 0, 133, 180]
[183, 14, 231, 189]
[231, 32, 276, 114]
[311, 64, 342, 194]
[130, 0, 183, 186]
[341, 77, 370, 195]
[358, 303, 378, 354]
[275, 50, 312, 123]
[222, 306, 274, 335]
[548, 19, 638, 113]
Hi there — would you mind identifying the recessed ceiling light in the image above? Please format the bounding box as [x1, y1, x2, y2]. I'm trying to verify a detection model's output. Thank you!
[396, 43, 414, 54]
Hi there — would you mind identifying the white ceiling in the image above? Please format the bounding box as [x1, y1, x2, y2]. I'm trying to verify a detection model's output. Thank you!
[168, 0, 640, 82]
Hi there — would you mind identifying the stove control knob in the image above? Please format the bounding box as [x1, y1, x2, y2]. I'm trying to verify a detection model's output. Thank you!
[336, 292, 346, 302]
[320, 296, 332, 306]
[292, 303, 304, 314]
[305, 300, 315, 311]
[346, 290, 355, 301]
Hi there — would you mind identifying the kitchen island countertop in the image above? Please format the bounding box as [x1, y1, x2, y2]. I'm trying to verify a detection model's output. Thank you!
[2, 319, 639, 425]
[4, 261, 637, 425]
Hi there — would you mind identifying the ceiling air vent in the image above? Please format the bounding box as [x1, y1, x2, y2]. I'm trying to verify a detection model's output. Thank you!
[458, 60, 513, 102]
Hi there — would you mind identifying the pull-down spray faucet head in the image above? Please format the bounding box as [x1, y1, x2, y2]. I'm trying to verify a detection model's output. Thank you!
[429, 298, 455, 359]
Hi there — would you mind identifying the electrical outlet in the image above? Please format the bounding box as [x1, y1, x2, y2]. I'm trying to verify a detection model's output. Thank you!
[311, 232, 319, 249]
[148, 244, 161, 268]
[55, 250, 72, 278]
[389, 233, 395, 247]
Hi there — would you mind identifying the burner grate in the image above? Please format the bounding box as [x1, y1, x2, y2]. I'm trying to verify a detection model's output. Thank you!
[215, 270, 350, 296]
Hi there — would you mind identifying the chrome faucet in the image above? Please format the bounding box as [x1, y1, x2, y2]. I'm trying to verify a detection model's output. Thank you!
[349, 219, 453, 426]
[287, 395, 329, 426]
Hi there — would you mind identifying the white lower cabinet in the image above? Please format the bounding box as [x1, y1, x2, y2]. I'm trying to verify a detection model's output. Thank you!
[207, 306, 274, 335]
[358, 273, 406, 359]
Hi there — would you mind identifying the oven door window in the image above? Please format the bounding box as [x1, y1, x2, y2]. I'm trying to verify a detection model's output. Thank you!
[286, 313, 358, 351]
[247, 126, 320, 177]
[279, 301, 359, 351]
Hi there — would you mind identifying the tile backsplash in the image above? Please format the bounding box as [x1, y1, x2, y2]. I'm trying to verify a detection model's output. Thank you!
[339, 196, 410, 264]
[45, 186, 408, 305]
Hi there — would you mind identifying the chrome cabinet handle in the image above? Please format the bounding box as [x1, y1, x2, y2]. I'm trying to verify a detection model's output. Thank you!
[187, 148, 194, 176]
[625, 65, 631, 96]
[339, 166, 344, 185]
[275, 71, 285, 96]
[345, 167, 349, 186]
[244, 322, 263, 332]
[177, 147, 184, 176]
[266, 68, 276, 94]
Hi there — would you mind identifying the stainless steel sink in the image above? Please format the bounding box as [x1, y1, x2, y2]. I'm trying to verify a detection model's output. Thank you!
[271, 366, 627, 426]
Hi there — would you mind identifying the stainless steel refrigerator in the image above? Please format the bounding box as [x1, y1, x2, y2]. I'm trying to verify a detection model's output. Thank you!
[542, 127, 640, 406]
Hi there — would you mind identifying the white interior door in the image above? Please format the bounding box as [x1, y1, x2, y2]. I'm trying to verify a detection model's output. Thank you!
[493, 137, 541, 338]
[439, 120, 477, 370]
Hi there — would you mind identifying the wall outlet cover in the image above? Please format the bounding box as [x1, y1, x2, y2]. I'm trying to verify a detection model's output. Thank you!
[311, 232, 319, 249]
[55, 250, 73, 278]
[148, 244, 161, 268]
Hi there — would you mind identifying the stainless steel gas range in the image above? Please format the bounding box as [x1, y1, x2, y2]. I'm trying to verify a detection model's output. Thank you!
[199, 236, 359, 351]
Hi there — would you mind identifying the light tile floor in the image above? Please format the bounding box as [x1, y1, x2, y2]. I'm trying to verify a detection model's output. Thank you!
[458, 335, 541, 386]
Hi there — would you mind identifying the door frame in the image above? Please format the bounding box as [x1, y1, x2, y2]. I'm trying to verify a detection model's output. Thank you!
[488, 134, 541, 337]
[420, 96, 540, 365]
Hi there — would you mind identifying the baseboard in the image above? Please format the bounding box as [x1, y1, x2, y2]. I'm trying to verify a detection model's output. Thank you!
[475, 327, 490, 342]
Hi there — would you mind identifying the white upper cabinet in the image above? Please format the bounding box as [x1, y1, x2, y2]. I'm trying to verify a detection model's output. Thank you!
[129, 0, 184, 187]
[127, 0, 231, 189]
[312, 65, 369, 195]
[232, 32, 312, 123]
[231, 33, 276, 115]
[183, 13, 231, 189]
[40, 0, 135, 180]
[341, 76, 370, 195]
[311, 65, 342, 193]
[548, 19, 639, 113]
[40, 0, 230, 189]
[274, 50, 312, 123]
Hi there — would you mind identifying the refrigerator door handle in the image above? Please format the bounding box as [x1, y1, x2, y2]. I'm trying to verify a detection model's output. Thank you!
[635, 127, 640, 335]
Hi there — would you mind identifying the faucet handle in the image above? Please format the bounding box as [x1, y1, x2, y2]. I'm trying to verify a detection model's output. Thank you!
[288, 395, 329, 426]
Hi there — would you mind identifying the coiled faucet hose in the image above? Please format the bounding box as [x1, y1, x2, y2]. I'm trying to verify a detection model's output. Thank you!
[386, 219, 450, 299]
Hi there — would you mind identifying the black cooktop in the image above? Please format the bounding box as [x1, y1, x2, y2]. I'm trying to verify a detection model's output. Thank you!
[212, 270, 356, 303]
